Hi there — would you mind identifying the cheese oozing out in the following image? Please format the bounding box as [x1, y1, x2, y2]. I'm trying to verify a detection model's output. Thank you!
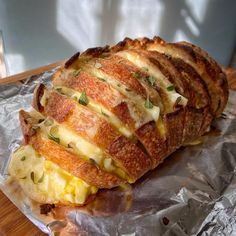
[32, 112, 128, 181]
[8, 145, 97, 204]
[54, 86, 133, 138]
[116, 51, 188, 112]
[81, 66, 161, 129]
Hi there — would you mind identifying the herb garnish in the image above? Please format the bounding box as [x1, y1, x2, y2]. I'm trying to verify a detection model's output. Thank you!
[142, 67, 148, 72]
[89, 158, 99, 168]
[95, 62, 102, 69]
[72, 69, 81, 76]
[21, 156, 26, 161]
[166, 85, 175, 91]
[101, 110, 109, 117]
[125, 88, 132, 92]
[131, 72, 141, 79]
[79, 91, 89, 106]
[67, 142, 75, 148]
[31, 171, 35, 183]
[148, 76, 156, 86]
[48, 134, 60, 144]
[38, 119, 45, 123]
[44, 119, 54, 126]
[98, 77, 106, 82]
[38, 172, 45, 183]
[144, 98, 154, 109]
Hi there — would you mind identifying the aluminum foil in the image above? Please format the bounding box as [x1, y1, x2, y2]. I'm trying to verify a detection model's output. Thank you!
[0, 70, 236, 236]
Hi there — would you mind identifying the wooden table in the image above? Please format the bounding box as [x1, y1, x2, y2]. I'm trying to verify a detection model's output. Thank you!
[0, 190, 46, 236]
[0, 63, 235, 235]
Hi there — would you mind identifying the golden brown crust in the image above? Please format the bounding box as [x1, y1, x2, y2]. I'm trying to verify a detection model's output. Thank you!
[109, 36, 228, 117]
[164, 108, 185, 153]
[135, 121, 167, 168]
[19, 110, 123, 188]
[16, 36, 229, 206]
[108, 136, 151, 181]
[35, 89, 152, 180]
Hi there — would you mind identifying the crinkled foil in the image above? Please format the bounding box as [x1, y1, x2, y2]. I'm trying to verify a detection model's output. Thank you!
[1, 70, 236, 236]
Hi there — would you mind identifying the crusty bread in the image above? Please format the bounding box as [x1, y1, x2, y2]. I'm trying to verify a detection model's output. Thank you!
[11, 36, 228, 205]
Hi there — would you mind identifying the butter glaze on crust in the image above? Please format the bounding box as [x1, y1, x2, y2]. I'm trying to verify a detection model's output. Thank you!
[13, 36, 228, 206]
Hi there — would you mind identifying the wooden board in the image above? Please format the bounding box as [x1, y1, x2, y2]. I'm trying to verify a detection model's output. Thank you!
[0, 64, 235, 235]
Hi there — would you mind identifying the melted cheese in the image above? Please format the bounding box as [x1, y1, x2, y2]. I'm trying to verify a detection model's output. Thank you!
[55, 86, 132, 138]
[8, 145, 97, 204]
[116, 51, 188, 110]
[35, 114, 129, 180]
[82, 67, 160, 129]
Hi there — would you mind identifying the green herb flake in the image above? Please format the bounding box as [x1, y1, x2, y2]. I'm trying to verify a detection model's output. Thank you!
[95, 62, 102, 69]
[98, 77, 106, 82]
[79, 91, 89, 106]
[38, 172, 45, 183]
[144, 98, 154, 109]
[44, 119, 54, 126]
[48, 134, 60, 144]
[67, 142, 75, 148]
[21, 156, 26, 161]
[101, 110, 109, 118]
[142, 67, 148, 72]
[55, 87, 62, 93]
[125, 88, 132, 92]
[32, 125, 39, 131]
[166, 85, 175, 91]
[30, 172, 35, 183]
[89, 158, 99, 169]
[38, 118, 45, 123]
[117, 83, 121, 87]
[72, 69, 81, 77]
[131, 72, 141, 79]
[175, 96, 182, 107]
[148, 76, 156, 86]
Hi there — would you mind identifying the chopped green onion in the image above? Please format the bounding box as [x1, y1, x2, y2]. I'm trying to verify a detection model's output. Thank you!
[79, 91, 89, 106]
[174, 96, 182, 107]
[166, 85, 175, 91]
[131, 72, 141, 79]
[148, 76, 156, 86]
[142, 67, 148, 71]
[44, 119, 54, 126]
[55, 87, 62, 93]
[95, 62, 102, 69]
[72, 69, 81, 76]
[101, 110, 109, 117]
[30, 172, 35, 183]
[38, 172, 45, 183]
[98, 77, 106, 82]
[144, 98, 154, 109]
[48, 134, 60, 144]
[67, 142, 75, 148]
[20, 156, 26, 161]
[89, 158, 99, 168]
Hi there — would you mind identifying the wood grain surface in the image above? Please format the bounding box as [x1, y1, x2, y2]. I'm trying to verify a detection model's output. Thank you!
[0, 190, 46, 236]
[0, 65, 235, 236]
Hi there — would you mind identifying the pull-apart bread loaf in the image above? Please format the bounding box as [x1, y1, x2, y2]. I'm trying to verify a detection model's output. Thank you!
[8, 37, 228, 205]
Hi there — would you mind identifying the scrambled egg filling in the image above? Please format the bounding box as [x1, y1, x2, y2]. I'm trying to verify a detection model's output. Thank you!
[8, 145, 97, 204]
